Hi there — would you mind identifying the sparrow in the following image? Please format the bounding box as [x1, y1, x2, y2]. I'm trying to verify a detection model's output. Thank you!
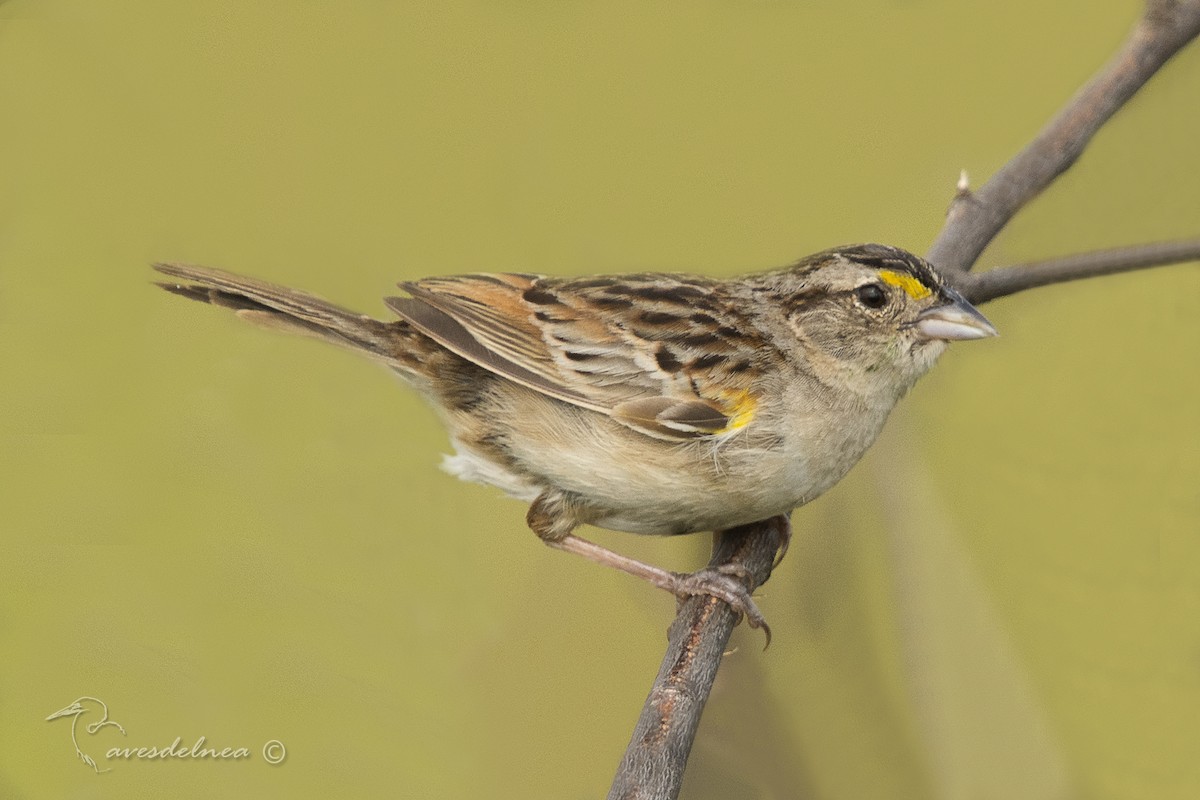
[154, 244, 996, 637]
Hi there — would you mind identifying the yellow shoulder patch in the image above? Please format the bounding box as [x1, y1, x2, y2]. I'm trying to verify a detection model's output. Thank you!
[878, 269, 932, 300]
[718, 390, 757, 433]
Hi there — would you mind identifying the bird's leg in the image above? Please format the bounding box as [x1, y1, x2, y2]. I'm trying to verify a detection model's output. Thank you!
[527, 491, 770, 637]
[772, 513, 793, 568]
[547, 534, 770, 636]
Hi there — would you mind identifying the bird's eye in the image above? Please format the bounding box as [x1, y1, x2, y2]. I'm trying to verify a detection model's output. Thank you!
[855, 283, 888, 309]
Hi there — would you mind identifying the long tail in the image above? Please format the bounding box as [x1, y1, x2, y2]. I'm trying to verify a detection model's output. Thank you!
[153, 263, 401, 360]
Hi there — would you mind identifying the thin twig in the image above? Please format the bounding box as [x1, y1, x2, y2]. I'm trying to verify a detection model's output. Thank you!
[610, 3, 1200, 798]
[959, 237, 1200, 304]
[927, 0, 1200, 274]
[608, 521, 784, 800]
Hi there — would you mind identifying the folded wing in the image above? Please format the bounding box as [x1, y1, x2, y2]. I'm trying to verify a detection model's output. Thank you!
[385, 272, 764, 440]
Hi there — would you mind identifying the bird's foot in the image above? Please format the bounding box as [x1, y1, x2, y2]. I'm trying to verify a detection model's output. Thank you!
[541, 530, 772, 644]
[669, 566, 770, 646]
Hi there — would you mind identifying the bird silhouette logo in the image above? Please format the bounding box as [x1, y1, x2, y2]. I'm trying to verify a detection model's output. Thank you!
[45, 696, 126, 773]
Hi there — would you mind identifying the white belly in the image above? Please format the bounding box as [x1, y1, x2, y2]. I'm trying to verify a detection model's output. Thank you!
[443, 391, 894, 536]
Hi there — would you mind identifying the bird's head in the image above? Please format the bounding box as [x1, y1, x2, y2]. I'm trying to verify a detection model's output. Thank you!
[763, 243, 997, 400]
[46, 696, 119, 734]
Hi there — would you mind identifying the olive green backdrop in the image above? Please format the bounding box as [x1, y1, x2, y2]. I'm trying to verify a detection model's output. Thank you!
[1, 1, 1197, 798]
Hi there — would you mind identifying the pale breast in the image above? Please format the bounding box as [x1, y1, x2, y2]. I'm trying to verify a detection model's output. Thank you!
[432, 362, 901, 535]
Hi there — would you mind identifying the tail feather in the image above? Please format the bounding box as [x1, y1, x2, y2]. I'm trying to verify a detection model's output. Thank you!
[153, 263, 400, 359]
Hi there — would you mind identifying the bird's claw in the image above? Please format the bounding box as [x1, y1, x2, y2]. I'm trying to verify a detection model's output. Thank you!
[669, 567, 771, 647]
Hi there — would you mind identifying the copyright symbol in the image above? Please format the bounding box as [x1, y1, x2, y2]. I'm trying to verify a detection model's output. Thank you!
[262, 740, 286, 765]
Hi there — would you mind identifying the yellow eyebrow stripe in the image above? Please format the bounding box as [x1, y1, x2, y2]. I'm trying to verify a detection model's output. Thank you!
[878, 269, 932, 300]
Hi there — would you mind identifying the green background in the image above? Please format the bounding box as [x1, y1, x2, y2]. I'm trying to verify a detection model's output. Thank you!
[2, 1, 1197, 797]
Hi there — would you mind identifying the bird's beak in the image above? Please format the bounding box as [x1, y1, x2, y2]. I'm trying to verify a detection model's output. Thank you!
[46, 704, 81, 721]
[915, 289, 998, 341]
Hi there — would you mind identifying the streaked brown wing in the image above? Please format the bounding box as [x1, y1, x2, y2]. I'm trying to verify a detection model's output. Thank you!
[384, 293, 603, 412]
[385, 272, 762, 440]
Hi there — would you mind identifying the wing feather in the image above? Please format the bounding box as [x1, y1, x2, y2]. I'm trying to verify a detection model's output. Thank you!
[384, 295, 605, 412]
[386, 272, 765, 440]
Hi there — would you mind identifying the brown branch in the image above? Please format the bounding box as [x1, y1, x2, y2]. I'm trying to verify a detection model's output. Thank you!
[959, 237, 1200, 304]
[927, 0, 1200, 274]
[610, 3, 1200, 799]
[608, 520, 785, 800]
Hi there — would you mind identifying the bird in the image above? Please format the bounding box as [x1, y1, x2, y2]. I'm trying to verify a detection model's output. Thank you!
[153, 244, 996, 636]
[45, 696, 126, 773]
